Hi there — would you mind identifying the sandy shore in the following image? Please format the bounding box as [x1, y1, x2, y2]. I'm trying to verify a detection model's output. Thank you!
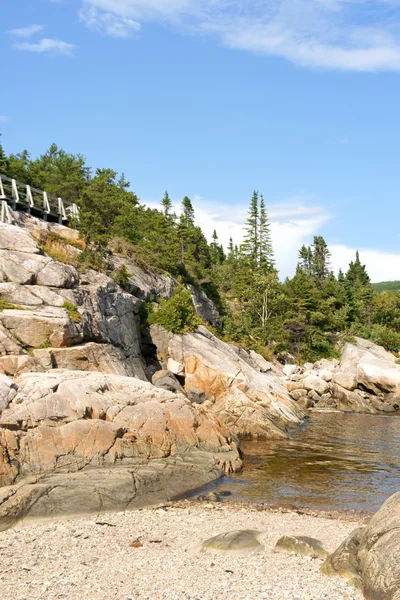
[0, 502, 363, 600]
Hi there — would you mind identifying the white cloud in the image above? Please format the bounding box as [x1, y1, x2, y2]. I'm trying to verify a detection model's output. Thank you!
[79, 5, 140, 37]
[0, 116, 8, 124]
[7, 24, 45, 38]
[78, 0, 400, 71]
[330, 245, 400, 283]
[14, 38, 76, 56]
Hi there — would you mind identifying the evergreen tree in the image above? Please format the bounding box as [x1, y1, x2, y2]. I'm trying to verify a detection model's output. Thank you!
[311, 236, 331, 283]
[258, 194, 274, 272]
[346, 251, 370, 286]
[241, 190, 259, 267]
[210, 229, 221, 265]
[298, 245, 313, 275]
[161, 191, 173, 217]
[181, 196, 195, 226]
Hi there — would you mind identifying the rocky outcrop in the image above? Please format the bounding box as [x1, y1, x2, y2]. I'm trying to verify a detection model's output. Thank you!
[149, 325, 304, 438]
[0, 370, 241, 529]
[322, 490, 400, 599]
[286, 339, 400, 414]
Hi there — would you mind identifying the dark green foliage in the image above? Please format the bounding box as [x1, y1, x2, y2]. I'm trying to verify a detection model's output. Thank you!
[150, 285, 201, 333]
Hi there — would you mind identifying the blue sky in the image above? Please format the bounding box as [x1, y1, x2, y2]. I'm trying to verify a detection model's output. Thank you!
[1, 0, 400, 280]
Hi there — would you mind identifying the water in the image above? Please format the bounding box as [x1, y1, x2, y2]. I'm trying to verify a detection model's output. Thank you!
[193, 413, 400, 514]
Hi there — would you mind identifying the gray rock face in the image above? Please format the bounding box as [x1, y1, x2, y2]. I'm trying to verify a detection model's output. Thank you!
[0, 222, 147, 379]
[187, 284, 222, 328]
[322, 491, 400, 599]
[151, 369, 184, 394]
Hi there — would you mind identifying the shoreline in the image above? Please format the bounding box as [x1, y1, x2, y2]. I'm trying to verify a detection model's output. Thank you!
[0, 500, 364, 600]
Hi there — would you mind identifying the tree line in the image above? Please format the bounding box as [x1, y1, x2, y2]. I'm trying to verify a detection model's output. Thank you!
[1, 138, 400, 360]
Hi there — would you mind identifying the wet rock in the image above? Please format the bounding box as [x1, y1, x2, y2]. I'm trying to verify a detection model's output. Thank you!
[274, 535, 329, 559]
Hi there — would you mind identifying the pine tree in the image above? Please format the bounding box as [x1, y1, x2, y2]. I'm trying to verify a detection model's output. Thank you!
[346, 251, 370, 286]
[117, 173, 130, 190]
[311, 236, 331, 283]
[210, 229, 220, 265]
[241, 190, 259, 267]
[258, 194, 274, 272]
[161, 191, 173, 217]
[181, 196, 195, 226]
[298, 245, 313, 275]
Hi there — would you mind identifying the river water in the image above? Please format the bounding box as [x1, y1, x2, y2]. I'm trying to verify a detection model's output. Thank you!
[193, 413, 400, 515]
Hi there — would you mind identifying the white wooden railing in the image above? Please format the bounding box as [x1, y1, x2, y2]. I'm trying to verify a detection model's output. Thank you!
[0, 174, 79, 225]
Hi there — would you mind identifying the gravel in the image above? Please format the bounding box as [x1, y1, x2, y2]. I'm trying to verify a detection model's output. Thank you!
[0, 502, 363, 600]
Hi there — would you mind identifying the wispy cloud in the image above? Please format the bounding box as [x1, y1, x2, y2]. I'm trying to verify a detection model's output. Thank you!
[0, 116, 9, 124]
[14, 38, 76, 56]
[79, 5, 140, 37]
[79, 0, 400, 71]
[7, 24, 45, 38]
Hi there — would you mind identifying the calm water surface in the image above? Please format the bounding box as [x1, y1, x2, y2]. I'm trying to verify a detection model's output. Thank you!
[193, 413, 400, 514]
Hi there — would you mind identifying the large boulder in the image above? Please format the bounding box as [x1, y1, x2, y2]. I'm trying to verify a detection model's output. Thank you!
[151, 325, 304, 438]
[322, 491, 400, 599]
[0, 370, 241, 529]
[333, 338, 400, 396]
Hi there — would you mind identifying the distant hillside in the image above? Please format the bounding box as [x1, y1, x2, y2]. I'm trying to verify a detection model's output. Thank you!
[372, 281, 400, 293]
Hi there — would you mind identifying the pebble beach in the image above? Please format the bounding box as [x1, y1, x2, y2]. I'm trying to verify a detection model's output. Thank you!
[0, 502, 364, 600]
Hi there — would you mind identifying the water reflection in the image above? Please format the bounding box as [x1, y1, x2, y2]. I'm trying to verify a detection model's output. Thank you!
[196, 413, 400, 514]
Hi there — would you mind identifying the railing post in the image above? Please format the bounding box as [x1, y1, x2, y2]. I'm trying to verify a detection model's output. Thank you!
[11, 179, 19, 209]
[0, 177, 5, 200]
[58, 197, 67, 223]
[43, 191, 50, 220]
[26, 185, 34, 214]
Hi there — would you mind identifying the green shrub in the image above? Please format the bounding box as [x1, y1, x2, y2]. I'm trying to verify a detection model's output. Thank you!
[111, 264, 131, 289]
[370, 324, 400, 352]
[63, 300, 81, 323]
[150, 285, 201, 334]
